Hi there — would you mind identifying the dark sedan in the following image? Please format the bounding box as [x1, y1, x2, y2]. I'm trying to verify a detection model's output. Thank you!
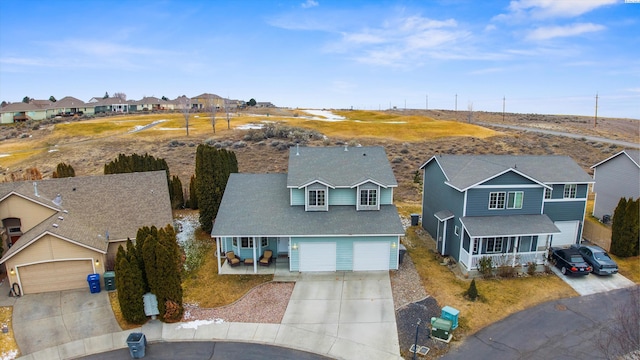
[550, 247, 591, 276]
[577, 245, 618, 275]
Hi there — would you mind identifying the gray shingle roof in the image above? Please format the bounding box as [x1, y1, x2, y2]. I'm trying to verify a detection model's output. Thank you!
[287, 146, 397, 188]
[50, 96, 86, 109]
[421, 155, 593, 191]
[591, 149, 640, 169]
[0, 171, 173, 263]
[211, 173, 404, 237]
[460, 215, 560, 237]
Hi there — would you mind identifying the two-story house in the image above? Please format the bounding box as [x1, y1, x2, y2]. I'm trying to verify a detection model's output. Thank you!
[211, 146, 405, 273]
[420, 155, 593, 274]
[0, 171, 173, 295]
[591, 149, 640, 221]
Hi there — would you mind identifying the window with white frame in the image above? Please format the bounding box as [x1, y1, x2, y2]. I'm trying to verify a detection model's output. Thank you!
[360, 189, 377, 206]
[472, 238, 479, 254]
[232, 238, 238, 247]
[507, 191, 523, 209]
[261, 237, 269, 247]
[308, 189, 326, 206]
[486, 237, 504, 253]
[563, 184, 577, 199]
[544, 188, 552, 199]
[489, 192, 506, 209]
[241, 237, 254, 248]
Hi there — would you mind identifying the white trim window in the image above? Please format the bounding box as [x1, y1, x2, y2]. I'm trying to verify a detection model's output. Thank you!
[489, 192, 506, 209]
[261, 237, 269, 247]
[360, 189, 377, 206]
[472, 238, 479, 254]
[563, 184, 577, 199]
[486, 237, 504, 253]
[507, 191, 524, 209]
[544, 188, 552, 199]
[241, 237, 254, 248]
[309, 189, 325, 206]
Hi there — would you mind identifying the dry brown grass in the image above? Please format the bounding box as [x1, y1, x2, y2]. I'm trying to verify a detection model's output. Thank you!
[404, 227, 576, 339]
[611, 255, 640, 284]
[0, 306, 19, 359]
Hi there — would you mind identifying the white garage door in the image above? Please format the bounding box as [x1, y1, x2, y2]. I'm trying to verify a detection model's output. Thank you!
[552, 221, 580, 247]
[299, 242, 336, 272]
[18, 260, 94, 295]
[353, 242, 390, 271]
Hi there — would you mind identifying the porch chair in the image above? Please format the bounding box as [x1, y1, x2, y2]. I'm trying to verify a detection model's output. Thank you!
[259, 250, 273, 266]
[226, 251, 241, 267]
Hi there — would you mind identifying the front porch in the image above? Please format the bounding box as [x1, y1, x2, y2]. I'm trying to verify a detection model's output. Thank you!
[460, 248, 547, 270]
[218, 254, 290, 275]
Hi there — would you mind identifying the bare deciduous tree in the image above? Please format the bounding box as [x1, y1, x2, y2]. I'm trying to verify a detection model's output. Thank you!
[178, 96, 191, 136]
[597, 287, 640, 359]
[225, 98, 231, 130]
[467, 101, 474, 123]
[207, 95, 217, 134]
[113, 92, 127, 101]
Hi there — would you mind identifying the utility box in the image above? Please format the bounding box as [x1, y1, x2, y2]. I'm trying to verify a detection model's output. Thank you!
[126, 332, 146, 358]
[103, 271, 116, 291]
[441, 306, 459, 330]
[410, 214, 420, 226]
[431, 317, 453, 342]
[398, 244, 407, 264]
[87, 274, 101, 294]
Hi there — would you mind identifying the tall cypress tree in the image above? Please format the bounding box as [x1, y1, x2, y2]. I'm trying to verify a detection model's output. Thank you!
[170, 176, 184, 209]
[115, 245, 146, 324]
[624, 198, 639, 256]
[142, 233, 159, 294]
[189, 175, 198, 209]
[611, 197, 628, 256]
[52, 162, 75, 178]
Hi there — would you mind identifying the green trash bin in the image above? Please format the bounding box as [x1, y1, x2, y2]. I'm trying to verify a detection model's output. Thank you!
[431, 317, 453, 342]
[104, 271, 116, 291]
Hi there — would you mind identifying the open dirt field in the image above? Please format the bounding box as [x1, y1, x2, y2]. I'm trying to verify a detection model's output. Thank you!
[0, 108, 637, 208]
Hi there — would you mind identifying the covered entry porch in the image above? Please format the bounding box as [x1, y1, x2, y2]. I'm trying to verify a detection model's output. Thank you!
[215, 236, 290, 274]
[459, 215, 560, 271]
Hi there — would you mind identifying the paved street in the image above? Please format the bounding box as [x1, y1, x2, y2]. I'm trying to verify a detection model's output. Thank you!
[443, 286, 639, 360]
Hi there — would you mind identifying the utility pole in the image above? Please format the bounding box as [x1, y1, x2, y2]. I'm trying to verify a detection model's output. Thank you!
[426, 94, 428, 111]
[502, 96, 506, 122]
[455, 94, 458, 111]
[404, 99, 406, 111]
[594, 93, 598, 128]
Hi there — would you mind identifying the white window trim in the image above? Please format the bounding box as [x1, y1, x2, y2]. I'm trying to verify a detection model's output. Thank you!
[544, 188, 552, 199]
[454, 225, 460, 236]
[507, 191, 524, 209]
[486, 237, 505, 253]
[305, 184, 328, 211]
[241, 237, 254, 249]
[488, 192, 506, 210]
[357, 186, 380, 210]
[563, 184, 577, 199]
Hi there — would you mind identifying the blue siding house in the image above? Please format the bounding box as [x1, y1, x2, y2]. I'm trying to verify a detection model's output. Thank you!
[211, 146, 405, 273]
[420, 155, 593, 274]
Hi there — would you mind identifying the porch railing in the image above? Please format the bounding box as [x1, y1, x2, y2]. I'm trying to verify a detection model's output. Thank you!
[468, 251, 546, 270]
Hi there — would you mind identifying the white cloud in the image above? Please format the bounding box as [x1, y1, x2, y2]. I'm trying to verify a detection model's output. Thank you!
[301, 0, 319, 9]
[497, 0, 618, 21]
[527, 22, 606, 40]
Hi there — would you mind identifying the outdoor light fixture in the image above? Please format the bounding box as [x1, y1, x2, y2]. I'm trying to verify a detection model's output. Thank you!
[391, 242, 397, 248]
[292, 243, 298, 250]
[9, 268, 14, 275]
[95, 259, 100, 266]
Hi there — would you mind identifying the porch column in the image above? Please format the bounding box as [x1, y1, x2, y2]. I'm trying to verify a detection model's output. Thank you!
[252, 237, 258, 274]
[468, 237, 474, 269]
[216, 237, 222, 274]
[512, 237, 519, 267]
[442, 219, 447, 255]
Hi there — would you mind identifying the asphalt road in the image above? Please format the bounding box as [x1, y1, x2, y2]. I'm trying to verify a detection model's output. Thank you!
[443, 286, 639, 360]
[478, 122, 640, 149]
[78, 341, 332, 360]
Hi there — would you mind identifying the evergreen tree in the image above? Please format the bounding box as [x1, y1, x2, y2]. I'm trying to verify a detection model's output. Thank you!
[466, 279, 478, 301]
[170, 176, 184, 209]
[611, 198, 628, 256]
[624, 198, 639, 256]
[52, 162, 75, 178]
[155, 225, 183, 321]
[195, 145, 238, 233]
[115, 245, 146, 323]
[189, 175, 198, 209]
[142, 233, 159, 294]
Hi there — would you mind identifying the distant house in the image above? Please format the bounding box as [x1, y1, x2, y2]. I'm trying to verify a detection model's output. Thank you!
[0, 102, 48, 123]
[420, 155, 593, 274]
[591, 149, 640, 221]
[91, 97, 131, 113]
[256, 102, 275, 108]
[0, 171, 173, 295]
[211, 146, 405, 273]
[190, 93, 224, 110]
[136, 96, 169, 111]
[47, 96, 94, 117]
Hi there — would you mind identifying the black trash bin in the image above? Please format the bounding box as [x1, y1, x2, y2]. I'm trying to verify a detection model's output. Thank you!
[87, 274, 101, 294]
[399, 244, 407, 264]
[410, 214, 420, 226]
[126, 332, 146, 359]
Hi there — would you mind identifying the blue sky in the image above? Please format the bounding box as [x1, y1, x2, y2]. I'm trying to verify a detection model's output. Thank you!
[1, 0, 638, 118]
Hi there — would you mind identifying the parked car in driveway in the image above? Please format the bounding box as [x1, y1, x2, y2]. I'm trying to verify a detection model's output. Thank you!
[575, 245, 618, 275]
[549, 247, 591, 276]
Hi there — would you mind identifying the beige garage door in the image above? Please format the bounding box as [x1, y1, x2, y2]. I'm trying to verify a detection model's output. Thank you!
[18, 260, 94, 294]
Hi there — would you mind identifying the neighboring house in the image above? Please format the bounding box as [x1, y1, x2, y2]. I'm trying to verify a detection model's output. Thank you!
[190, 93, 224, 110]
[0, 102, 48, 123]
[420, 155, 593, 274]
[256, 102, 275, 108]
[46, 96, 95, 117]
[0, 171, 173, 295]
[591, 149, 640, 221]
[211, 146, 405, 273]
[91, 97, 131, 113]
[137, 96, 170, 111]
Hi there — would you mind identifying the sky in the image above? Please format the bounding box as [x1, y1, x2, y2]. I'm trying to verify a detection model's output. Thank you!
[0, 0, 638, 118]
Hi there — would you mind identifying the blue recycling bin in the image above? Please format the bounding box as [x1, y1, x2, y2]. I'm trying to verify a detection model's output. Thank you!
[87, 273, 101, 294]
[126, 332, 146, 358]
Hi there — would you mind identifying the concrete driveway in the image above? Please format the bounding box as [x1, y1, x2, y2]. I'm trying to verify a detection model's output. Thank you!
[12, 289, 120, 355]
[550, 266, 635, 296]
[279, 271, 400, 360]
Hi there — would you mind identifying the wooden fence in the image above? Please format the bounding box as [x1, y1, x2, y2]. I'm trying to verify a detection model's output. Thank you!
[583, 219, 612, 251]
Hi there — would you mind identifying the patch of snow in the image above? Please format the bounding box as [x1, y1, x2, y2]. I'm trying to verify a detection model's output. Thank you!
[236, 123, 265, 130]
[175, 214, 198, 245]
[129, 119, 168, 133]
[0, 154, 9, 158]
[176, 319, 224, 329]
[48, 149, 59, 153]
[1, 349, 19, 360]
[303, 109, 346, 121]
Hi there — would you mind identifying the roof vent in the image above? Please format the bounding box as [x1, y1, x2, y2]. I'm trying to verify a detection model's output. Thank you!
[344, 145, 348, 151]
[53, 194, 62, 206]
[296, 143, 300, 156]
[52, 223, 59, 228]
[33, 182, 39, 197]
[63, 210, 69, 214]
[58, 216, 64, 220]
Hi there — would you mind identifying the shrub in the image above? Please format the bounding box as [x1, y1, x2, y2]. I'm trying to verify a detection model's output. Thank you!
[478, 256, 493, 278]
[497, 265, 517, 278]
[466, 279, 478, 301]
[527, 262, 537, 276]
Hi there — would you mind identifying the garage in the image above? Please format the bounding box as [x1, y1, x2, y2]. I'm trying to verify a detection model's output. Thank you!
[353, 242, 390, 271]
[17, 260, 94, 295]
[552, 221, 580, 247]
[299, 242, 336, 272]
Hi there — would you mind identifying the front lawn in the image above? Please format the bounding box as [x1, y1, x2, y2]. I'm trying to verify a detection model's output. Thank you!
[611, 254, 640, 284]
[405, 227, 576, 339]
[0, 307, 19, 360]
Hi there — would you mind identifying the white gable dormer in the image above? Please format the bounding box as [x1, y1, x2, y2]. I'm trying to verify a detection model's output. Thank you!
[305, 182, 329, 211]
[356, 181, 381, 211]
